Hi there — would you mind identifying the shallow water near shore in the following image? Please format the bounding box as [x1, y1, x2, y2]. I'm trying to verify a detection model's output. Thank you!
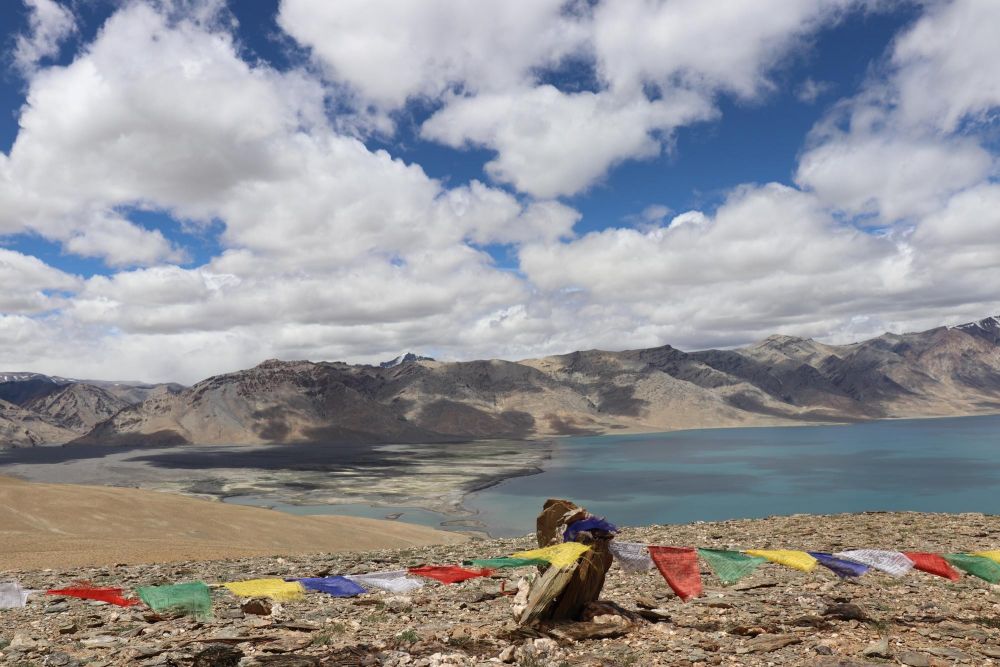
[2, 414, 999, 538]
[463, 414, 1000, 535]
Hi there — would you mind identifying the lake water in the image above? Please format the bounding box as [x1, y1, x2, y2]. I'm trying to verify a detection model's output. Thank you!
[460, 415, 1000, 536]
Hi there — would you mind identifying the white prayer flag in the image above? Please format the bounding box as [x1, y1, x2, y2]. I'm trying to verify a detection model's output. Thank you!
[0, 582, 32, 609]
[610, 540, 655, 573]
[834, 550, 914, 577]
[345, 570, 425, 593]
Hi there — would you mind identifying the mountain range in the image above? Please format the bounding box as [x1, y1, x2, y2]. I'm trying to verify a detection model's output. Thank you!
[2, 316, 999, 447]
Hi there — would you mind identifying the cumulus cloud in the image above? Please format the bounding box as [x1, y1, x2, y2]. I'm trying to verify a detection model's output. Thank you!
[796, 0, 999, 223]
[13, 0, 76, 75]
[2, 0, 1000, 384]
[281, 0, 879, 198]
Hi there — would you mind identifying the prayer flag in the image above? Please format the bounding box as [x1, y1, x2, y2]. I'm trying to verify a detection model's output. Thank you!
[137, 582, 212, 618]
[345, 570, 425, 593]
[464, 557, 548, 569]
[47, 584, 138, 607]
[511, 542, 591, 568]
[223, 579, 304, 601]
[971, 550, 1000, 566]
[745, 549, 817, 572]
[943, 554, 1000, 583]
[698, 549, 767, 584]
[609, 541, 655, 573]
[564, 517, 618, 542]
[408, 565, 493, 584]
[834, 550, 913, 577]
[902, 552, 960, 581]
[809, 552, 869, 578]
[648, 546, 702, 601]
[294, 577, 366, 597]
[0, 582, 32, 609]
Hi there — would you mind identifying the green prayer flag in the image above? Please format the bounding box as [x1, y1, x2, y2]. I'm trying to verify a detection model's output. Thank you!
[464, 557, 548, 569]
[137, 582, 213, 618]
[943, 554, 1000, 583]
[698, 548, 767, 585]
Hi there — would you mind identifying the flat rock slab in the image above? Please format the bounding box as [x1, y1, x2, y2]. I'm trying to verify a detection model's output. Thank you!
[735, 633, 802, 654]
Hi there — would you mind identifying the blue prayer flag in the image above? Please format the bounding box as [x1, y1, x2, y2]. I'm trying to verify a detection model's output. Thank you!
[294, 576, 366, 597]
[564, 517, 618, 542]
[809, 552, 869, 578]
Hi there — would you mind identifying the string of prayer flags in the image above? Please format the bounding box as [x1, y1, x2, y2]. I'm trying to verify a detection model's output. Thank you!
[223, 579, 304, 601]
[902, 552, 960, 581]
[137, 582, 212, 618]
[464, 557, 548, 569]
[834, 550, 913, 577]
[294, 577, 366, 598]
[609, 541, 655, 573]
[648, 546, 703, 601]
[698, 549, 767, 585]
[943, 554, 1000, 583]
[512, 542, 591, 568]
[809, 552, 869, 578]
[408, 565, 493, 584]
[971, 550, 1000, 566]
[563, 516, 618, 542]
[47, 584, 138, 607]
[745, 549, 817, 573]
[0, 582, 32, 609]
[345, 570, 425, 594]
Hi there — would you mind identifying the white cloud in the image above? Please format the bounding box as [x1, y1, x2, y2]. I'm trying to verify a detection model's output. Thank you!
[796, 0, 1000, 223]
[796, 132, 993, 221]
[2, 0, 1000, 384]
[891, 0, 1000, 132]
[13, 0, 76, 75]
[277, 0, 586, 109]
[0, 248, 80, 314]
[281, 0, 880, 198]
[421, 86, 714, 198]
[797, 77, 834, 103]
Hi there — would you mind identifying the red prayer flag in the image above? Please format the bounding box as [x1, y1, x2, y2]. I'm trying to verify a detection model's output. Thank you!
[647, 546, 702, 602]
[47, 583, 139, 607]
[407, 565, 493, 584]
[903, 552, 960, 581]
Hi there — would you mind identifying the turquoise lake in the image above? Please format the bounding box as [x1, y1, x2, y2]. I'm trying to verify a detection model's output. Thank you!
[461, 415, 1000, 536]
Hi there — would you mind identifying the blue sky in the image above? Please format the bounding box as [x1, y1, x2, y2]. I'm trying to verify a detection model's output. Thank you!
[0, 0, 997, 382]
[0, 1, 918, 275]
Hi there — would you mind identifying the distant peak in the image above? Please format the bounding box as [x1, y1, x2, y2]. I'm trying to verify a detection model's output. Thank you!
[379, 352, 434, 368]
[756, 334, 811, 348]
[954, 315, 1000, 331]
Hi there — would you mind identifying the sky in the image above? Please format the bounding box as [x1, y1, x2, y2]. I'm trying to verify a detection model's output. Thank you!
[0, 0, 998, 384]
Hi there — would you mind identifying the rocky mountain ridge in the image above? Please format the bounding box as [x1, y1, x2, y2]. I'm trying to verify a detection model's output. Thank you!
[3, 316, 1000, 447]
[0, 374, 183, 446]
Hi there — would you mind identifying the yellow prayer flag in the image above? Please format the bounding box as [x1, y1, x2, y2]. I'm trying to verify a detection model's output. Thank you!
[511, 542, 590, 568]
[744, 549, 817, 573]
[223, 579, 304, 601]
[972, 550, 1000, 565]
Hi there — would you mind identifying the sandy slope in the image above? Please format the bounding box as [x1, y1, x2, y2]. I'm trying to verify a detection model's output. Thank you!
[0, 475, 465, 570]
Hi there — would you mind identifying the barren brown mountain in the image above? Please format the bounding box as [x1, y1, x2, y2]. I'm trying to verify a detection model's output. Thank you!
[3, 316, 999, 447]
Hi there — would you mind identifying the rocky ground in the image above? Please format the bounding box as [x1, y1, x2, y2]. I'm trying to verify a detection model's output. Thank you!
[2, 512, 1000, 666]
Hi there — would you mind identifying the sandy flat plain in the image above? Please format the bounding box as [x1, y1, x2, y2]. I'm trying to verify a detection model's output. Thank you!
[0, 475, 466, 570]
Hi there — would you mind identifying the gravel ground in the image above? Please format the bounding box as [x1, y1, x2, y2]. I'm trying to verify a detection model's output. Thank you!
[2, 511, 1000, 666]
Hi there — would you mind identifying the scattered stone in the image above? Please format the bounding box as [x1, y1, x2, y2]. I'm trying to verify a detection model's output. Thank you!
[823, 602, 869, 621]
[862, 636, 891, 659]
[735, 633, 802, 654]
[546, 621, 629, 641]
[899, 651, 931, 667]
[241, 599, 273, 616]
[192, 643, 243, 667]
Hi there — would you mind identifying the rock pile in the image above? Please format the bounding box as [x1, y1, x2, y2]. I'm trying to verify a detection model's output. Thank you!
[2, 511, 999, 666]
